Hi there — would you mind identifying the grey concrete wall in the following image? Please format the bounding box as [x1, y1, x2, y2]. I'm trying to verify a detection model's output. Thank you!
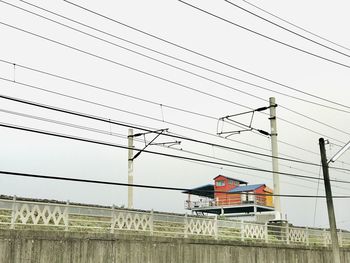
[0, 230, 349, 263]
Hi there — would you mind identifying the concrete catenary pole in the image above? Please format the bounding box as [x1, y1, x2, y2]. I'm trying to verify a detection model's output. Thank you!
[269, 97, 281, 219]
[319, 138, 341, 263]
[128, 129, 134, 209]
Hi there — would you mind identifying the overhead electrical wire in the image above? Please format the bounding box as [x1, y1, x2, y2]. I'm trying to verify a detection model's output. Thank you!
[0, 1, 271, 108]
[1, 61, 348, 173]
[279, 105, 350, 138]
[6, 0, 350, 116]
[178, 0, 350, 70]
[2, 75, 350, 176]
[1, 121, 350, 184]
[0, 75, 283, 163]
[239, 0, 350, 53]
[0, 77, 277, 158]
[20, 107, 350, 192]
[1, 96, 349, 178]
[2, 74, 350, 174]
[6, 105, 347, 188]
[3, 2, 348, 148]
[186, 160, 350, 194]
[1, 2, 349, 203]
[2, 106, 350, 193]
[224, 0, 350, 59]
[62, 0, 350, 111]
[1, 85, 339, 181]
[0, 92, 327, 169]
[1, 5, 349, 165]
[7, 0, 350, 141]
[0, 107, 257, 170]
[2, 68, 349, 172]
[0, 19, 347, 148]
[0, 65, 338, 167]
[6, 107, 348, 194]
[0, 56, 323, 166]
[1, 170, 350, 198]
[2, 1, 350, 144]
[0, 21, 253, 111]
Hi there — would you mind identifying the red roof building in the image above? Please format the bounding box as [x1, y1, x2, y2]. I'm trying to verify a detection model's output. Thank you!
[184, 175, 274, 216]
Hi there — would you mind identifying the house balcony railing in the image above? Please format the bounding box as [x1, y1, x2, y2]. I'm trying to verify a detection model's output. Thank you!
[185, 195, 273, 210]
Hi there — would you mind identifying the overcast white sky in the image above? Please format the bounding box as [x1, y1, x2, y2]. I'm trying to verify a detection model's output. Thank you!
[0, 0, 350, 230]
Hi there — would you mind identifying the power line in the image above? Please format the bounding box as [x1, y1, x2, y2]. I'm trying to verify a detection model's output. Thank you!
[10, 105, 349, 189]
[239, 0, 350, 53]
[277, 114, 346, 145]
[9, 0, 350, 139]
[1, 63, 347, 173]
[0, 92, 324, 168]
[3, 106, 350, 193]
[1, 16, 348, 146]
[1, 6, 348, 156]
[0, 75, 279, 159]
[63, 0, 350, 111]
[1, 121, 350, 184]
[2, 3, 349, 174]
[2, 1, 348, 179]
[224, 0, 350, 59]
[0, 107, 258, 170]
[178, 0, 350, 70]
[0, 56, 316, 166]
[0, 68, 330, 166]
[0, 21, 252, 111]
[280, 105, 350, 138]
[8, 106, 347, 194]
[7, 0, 350, 115]
[1, 170, 350, 198]
[2, 75, 350, 173]
[11, 2, 349, 145]
[3, 73, 350, 174]
[0, 60, 218, 122]
[0, 1, 266, 109]
[188, 159, 350, 194]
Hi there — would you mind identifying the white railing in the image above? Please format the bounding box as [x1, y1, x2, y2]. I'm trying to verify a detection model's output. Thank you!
[185, 195, 272, 210]
[0, 197, 349, 248]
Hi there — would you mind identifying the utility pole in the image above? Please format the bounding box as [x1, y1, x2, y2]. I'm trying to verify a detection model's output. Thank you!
[128, 129, 134, 209]
[269, 97, 281, 220]
[319, 138, 341, 263]
[126, 128, 177, 209]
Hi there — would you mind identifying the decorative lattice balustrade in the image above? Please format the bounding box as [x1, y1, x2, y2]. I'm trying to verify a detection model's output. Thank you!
[242, 223, 266, 241]
[111, 210, 153, 233]
[288, 227, 308, 244]
[185, 216, 217, 237]
[12, 202, 68, 228]
[0, 197, 349, 248]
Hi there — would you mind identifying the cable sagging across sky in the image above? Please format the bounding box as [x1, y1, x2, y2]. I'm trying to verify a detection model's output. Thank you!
[1, 170, 350, 198]
[178, 0, 350, 70]
[1, 121, 350, 184]
[62, 0, 350, 112]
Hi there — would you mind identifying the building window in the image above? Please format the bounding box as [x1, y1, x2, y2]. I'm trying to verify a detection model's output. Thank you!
[248, 192, 254, 202]
[216, 180, 225, 186]
[228, 179, 233, 185]
[241, 192, 254, 203]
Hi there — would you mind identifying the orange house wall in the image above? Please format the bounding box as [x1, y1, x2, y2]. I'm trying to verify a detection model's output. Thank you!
[215, 183, 270, 206]
[213, 176, 273, 207]
[214, 176, 241, 205]
[254, 186, 266, 205]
